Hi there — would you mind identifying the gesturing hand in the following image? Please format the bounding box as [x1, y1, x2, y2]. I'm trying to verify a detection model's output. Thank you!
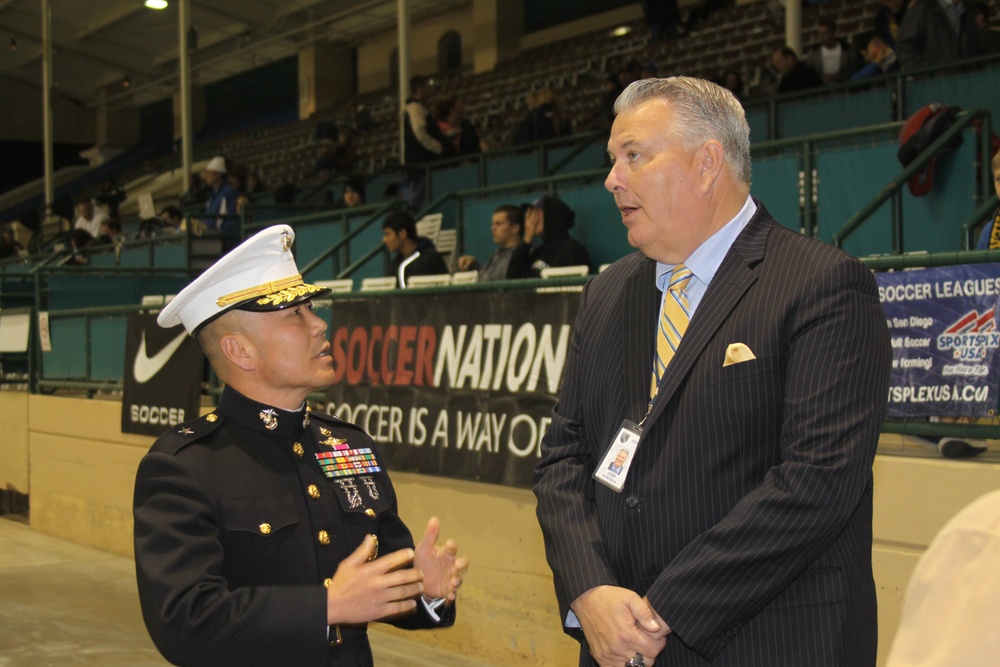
[413, 516, 469, 603]
[326, 535, 424, 625]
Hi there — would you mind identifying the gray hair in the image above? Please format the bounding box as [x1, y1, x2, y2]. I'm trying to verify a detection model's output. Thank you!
[613, 76, 751, 186]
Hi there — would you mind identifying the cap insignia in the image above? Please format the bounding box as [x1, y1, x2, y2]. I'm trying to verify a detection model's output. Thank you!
[254, 283, 324, 308]
[280, 229, 292, 252]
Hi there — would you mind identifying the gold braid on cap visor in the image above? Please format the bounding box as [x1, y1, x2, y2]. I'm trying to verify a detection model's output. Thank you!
[215, 274, 324, 308]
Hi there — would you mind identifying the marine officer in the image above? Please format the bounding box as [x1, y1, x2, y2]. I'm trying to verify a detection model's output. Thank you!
[133, 224, 468, 667]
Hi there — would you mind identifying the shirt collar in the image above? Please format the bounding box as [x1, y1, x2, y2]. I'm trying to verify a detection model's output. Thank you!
[655, 194, 757, 291]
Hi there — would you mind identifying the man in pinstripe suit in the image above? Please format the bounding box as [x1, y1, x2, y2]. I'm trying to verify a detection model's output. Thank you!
[533, 77, 891, 667]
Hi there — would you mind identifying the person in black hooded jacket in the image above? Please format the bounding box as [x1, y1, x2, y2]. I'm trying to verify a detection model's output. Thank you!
[508, 195, 591, 279]
[381, 210, 449, 288]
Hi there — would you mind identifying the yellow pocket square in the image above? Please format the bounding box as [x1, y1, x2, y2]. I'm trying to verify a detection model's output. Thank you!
[723, 343, 756, 367]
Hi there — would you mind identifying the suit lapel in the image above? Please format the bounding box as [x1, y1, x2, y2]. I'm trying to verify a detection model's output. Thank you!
[623, 258, 659, 421]
[641, 204, 774, 434]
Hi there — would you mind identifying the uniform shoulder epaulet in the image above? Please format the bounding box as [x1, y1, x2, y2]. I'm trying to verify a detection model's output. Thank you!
[153, 411, 225, 455]
[309, 410, 364, 432]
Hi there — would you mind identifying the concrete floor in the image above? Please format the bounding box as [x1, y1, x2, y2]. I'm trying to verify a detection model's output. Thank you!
[0, 516, 493, 667]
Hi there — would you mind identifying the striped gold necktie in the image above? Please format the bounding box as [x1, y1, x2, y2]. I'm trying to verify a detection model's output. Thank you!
[651, 264, 693, 399]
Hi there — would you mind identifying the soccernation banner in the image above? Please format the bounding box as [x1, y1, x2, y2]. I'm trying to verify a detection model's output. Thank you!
[122, 313, 205, 436]
[876, 264, 1000, 418]
[323, 291, 579, 488]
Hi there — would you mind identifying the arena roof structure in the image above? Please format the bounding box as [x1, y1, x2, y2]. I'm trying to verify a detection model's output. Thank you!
[0, 0, 469, 110]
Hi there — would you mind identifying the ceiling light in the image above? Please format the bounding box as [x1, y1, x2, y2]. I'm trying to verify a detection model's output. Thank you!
[145, 0, 168, 9]
[611, 26, 632, 37]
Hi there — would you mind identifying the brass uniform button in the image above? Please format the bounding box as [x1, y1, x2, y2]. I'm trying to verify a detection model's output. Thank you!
[364, 508, 376, 518]
[307, 485, 320, 499]
[323, 578, 333, 588]
[318, 530, 330, 545]
[206, 413, 218, 422]
[293, 442, 304, 457]
[259, 523, 271, 535]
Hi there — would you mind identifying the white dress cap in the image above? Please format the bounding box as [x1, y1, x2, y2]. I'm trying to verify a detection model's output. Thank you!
[157, 224, 330, 335]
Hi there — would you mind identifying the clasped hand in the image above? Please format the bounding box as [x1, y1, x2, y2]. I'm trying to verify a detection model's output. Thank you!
[326, 517, 468, 625]
[571, 585, 671, 667]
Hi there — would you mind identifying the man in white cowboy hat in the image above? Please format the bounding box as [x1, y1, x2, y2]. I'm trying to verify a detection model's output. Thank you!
[133, 224, 468, 667]
[197, 155, 239, 235]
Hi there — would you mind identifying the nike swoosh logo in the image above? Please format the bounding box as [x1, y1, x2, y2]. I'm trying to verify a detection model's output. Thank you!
[133, 330, 189, 384]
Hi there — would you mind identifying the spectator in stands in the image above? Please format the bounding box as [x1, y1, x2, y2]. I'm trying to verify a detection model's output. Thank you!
[229, 171, 246, 196]
[508, 195, 591, 279]
[514, 88, 570, 145]
[896, 0, 982, 70]
[642, 0, 680, 43]
[456, 204, 525, 281]
[771, 46, 823, 93]
[74, 199, 109, 238]
[718, 69, 745, 100]
[403, 75, 450, 209]
[341, 178, 366, 208]
[66, 229, 94, 265]
[884, 489, 1000, 667]
[311, 130, 359, 177]
[805, 18, 863, 84]
[245, 172, 264, 197]
[98, 218, 127, 245]
[436, 97, 483, 156]
[381, 210, 448, 288]
[0, 224, 24, 259]
[851, 32, 901, 79]
[582, 75, 623, 131]
[160, 206, 183, 235]
[198, 156, 239, 235]
[874, 0, 908, 48]
[975, 151, 1000, 249]
[179, 172, 211, 208]
[973, 2, 1000, 53]
[351, 99, 373, 133]
[682, 0, 731, 34]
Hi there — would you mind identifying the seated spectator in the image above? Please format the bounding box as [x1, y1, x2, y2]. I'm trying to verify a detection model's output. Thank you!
[975, 151, 1000, 249]
[341, 177, 366, 208]
[514, 88, 571, 145]
[973, 2, 1000, 53]
[771, 47, 823, 94]
[160, 205, 183, 235]
[381, 210, 448, 288]
[311, 130, 358, 177]
[192, 156, 240, 236]
[97, 218, 127, 244]
[0, 224, 24, 259]
[351, 99, 373, 133]
[244, 172, 264, 196]
[436, 97, 483, 156]
[851, 31, 901, 79]
[508, 195, 591, 279]
[642, 0, 679, 43]
[897, 0, 981, 70]
[805, 18, 862, 84]
[456, 204, 525, 281]
[717, 69, 745, 100]
[194, 156, 239, 235]
[874, 0, 908, 48]
[229, 171, 246, 196]
[65, 229, 94, 265]
[179, 172, 211, 207]
[74, 199, 110, 238]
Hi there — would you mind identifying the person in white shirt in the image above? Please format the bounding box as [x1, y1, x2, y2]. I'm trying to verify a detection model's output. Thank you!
[74, 199, 109, 238]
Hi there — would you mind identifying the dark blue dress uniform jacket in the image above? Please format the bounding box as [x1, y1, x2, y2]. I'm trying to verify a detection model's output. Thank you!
[134, 386, 453, 667]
